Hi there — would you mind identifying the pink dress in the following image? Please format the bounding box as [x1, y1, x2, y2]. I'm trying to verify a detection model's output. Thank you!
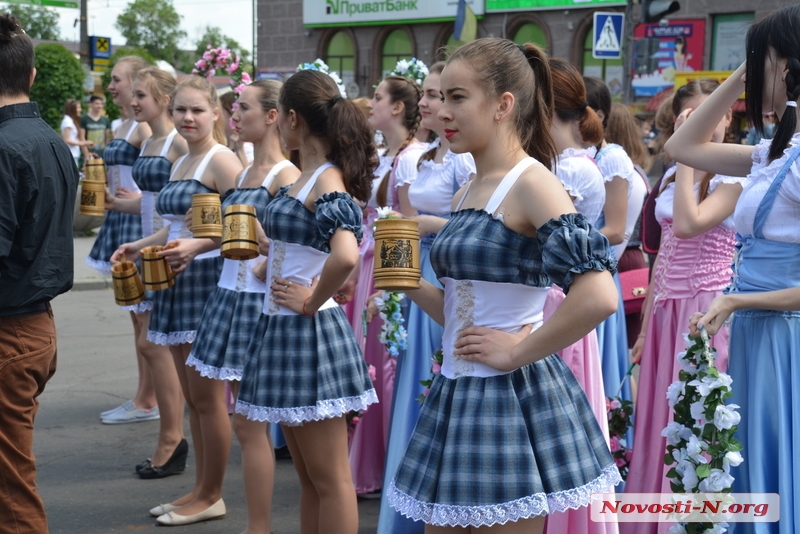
[544, 147, 619, 534]
[347, 145, 426, 495]
[621, 171, 744, 534]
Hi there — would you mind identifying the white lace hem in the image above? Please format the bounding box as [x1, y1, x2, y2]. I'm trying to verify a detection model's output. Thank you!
[235, 388, 379, 424]
[85, 256, 112, 274]
[146, 329, 197, 346]
[185, 354, 242, 381]
[386, 463, 621, 527]
[120, 300, 153, 314]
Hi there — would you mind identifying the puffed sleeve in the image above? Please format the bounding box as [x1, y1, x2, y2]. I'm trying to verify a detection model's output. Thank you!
[597, 145, 637, 183]
[453, 152, 476, 187]
[315, 192, 364, 245]
[393, 148, 423, 187]
[537, 213, 617, 293]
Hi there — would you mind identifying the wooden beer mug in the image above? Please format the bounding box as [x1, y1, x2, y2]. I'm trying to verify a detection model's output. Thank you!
[79, 179, 106, 216]
[191, 193, 223, 238]
[372, 218, 421, 290]
[221, 204, 259, 260]
[84, 158, 107, 183]
[140, 246, 175, 291]
[111, 257, 145, 306]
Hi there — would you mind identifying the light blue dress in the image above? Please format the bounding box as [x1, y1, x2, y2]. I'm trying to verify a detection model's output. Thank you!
[377, 144, 474, 534]
[728, 142, 800, 534]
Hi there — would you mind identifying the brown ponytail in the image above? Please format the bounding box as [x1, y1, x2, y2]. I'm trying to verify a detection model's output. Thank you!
[549, 57, 604, 146]
[448, 39, 557, 170]
[280, 70, 377, 202]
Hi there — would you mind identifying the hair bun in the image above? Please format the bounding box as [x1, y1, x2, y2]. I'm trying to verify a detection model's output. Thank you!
[0, 14, 23, 43]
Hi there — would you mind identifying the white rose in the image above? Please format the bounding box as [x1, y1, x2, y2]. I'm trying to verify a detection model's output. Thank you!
[698, 468, 734, 492]
[713, 404, 741, 431]
[669, 525, 687, 534]
[724, 450, 743, 468]
[677, 351, 696, 373]
[681, 464, 699, 491]
[662, 422, 693, 446]
[690, 400, 706, 424]
[685, 434, 708, 464]
[707, 524, 729, 534]
[707, 373, 733, 392]
[666, 381, 685, 407]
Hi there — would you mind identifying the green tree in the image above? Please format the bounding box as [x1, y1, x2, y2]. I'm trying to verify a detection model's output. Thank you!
[30, 44, 85, 130]
[100, 48, 154, 120]
[116, 0, 186, 64]
[1, 4, 60, 40]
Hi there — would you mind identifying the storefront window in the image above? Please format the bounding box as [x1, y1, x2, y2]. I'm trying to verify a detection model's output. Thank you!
[512, 22, 547, 48]
[582, 29, 624, 99]
[381, 29, 413, 78]
[325, 31, 355, 87]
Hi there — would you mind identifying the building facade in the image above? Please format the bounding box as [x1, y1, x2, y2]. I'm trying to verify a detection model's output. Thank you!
[256, 0, 792, 101]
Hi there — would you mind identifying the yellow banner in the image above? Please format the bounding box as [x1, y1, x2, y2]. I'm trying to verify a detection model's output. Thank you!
[674, 70, 746, 99]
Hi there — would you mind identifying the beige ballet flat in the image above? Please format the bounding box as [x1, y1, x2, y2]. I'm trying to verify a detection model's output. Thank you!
[156, 498, 226, 526]
[149, 503, 179, 517]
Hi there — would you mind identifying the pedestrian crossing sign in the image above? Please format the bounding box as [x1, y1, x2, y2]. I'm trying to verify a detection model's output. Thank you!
[593, 12, 624, 60]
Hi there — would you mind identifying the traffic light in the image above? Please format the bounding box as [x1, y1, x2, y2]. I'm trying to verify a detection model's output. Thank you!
[642, 0, 680, 23]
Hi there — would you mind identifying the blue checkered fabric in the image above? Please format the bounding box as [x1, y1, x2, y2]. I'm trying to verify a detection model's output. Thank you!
[265, 189, 363, 252]
[104, 138, 140, 167]
[236, 306, 377, 424]
[431, 211, 616, 292]
[87, 210, 143, 272]
[156, 178, 217, 216]
[147, 255, 222, 346]
[186, 287, 263, 380]
[184, 186, 274, 378]
[86, 139, 143, 272]
[387, 355, 621, 527]
[132, 155, 172, 193]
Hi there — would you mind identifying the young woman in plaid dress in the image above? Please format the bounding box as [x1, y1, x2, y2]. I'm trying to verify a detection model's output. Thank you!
[234, 69, 378, 533]
[184, 80, 299, 533]
[385, 38, 621, 533]
[113, 76, 242, 522]
[90, 56, 159, 422]
[104, 67, 189, 475]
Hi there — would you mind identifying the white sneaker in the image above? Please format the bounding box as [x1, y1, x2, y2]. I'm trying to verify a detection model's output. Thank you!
[101, 406, 160, 424]
[100, 400, 135, 419]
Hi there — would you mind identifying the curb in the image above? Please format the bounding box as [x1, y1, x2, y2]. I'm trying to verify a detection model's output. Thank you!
[72, 279, 113, 291]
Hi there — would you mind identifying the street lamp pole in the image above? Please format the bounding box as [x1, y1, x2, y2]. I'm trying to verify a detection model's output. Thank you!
[80, 0, 89, 67]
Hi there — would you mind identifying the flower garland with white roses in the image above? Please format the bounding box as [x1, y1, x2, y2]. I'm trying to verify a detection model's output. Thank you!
[389, 57, 429, 85]
[662, 328, 743, 534]
[297, 58, 347, 97]
[371, 207, 408, 358]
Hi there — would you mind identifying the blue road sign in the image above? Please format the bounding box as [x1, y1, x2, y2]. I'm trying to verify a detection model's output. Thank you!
[593, 12, 624, 60]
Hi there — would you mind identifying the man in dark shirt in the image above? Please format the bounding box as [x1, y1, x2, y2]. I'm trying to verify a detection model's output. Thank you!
[0, 14, 78, 534]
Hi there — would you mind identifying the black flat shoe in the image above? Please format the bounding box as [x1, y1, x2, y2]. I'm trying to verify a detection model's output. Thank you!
[138, 439, 188, 479]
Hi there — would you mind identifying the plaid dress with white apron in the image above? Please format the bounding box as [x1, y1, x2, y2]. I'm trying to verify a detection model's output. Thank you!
[387, 157, 622, 528]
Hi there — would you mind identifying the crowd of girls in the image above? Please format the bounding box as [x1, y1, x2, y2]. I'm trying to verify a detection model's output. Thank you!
[81, 5, 800, 532]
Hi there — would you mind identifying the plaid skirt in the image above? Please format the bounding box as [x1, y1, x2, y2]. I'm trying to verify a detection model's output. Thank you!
[386, 354, 621, 528]
[147, 255, 222, 346]
[185, 287, 264, 381]
[235, 306, 378, 424]
[86, 210, 143, 273]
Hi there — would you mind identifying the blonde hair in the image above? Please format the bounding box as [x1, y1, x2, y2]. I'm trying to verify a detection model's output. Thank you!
[172, 75, 226, 144]
[135, 67, 176, 111]
[115, 55, 150, 82]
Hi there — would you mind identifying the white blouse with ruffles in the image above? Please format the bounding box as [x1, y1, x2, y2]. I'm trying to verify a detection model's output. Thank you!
[553, 146, 606, 224]
[655, 165, 748, 232]
[734, 133, 800, 242]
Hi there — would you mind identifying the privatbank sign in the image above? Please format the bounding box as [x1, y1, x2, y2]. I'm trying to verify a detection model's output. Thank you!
[303, 0, 484, 27]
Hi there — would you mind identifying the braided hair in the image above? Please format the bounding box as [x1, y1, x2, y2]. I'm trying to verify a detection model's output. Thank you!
[375, 75, 422, 208]
[745, 4, 800, 162]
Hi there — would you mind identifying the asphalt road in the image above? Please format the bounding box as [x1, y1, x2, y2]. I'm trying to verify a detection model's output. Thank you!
[36, 288, 380, 533]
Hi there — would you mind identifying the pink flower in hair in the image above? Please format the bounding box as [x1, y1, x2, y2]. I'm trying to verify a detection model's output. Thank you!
[241, 72, 252, 84]
[227, 61, 239, 75]
[202, 51, 214, 62]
